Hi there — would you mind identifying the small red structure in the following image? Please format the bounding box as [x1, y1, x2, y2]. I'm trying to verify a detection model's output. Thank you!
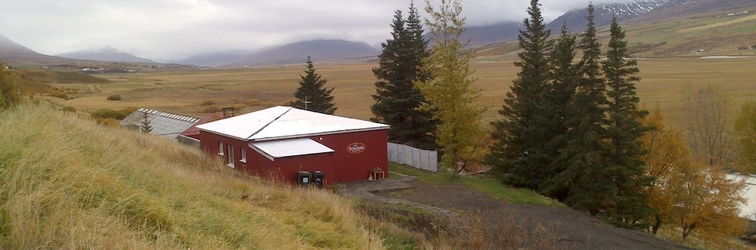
[196, 106, 389, 185]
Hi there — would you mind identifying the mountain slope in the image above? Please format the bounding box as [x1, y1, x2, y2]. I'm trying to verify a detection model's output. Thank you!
[0, 104, 383, 249]
[58, 47, 155, 63]
[0, 35, 62, 63]
[224, 39, 378, 67]
[546, 0, 673, 32]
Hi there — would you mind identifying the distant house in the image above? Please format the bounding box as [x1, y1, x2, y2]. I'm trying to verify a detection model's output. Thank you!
[196, 106, 389, 185]
[120, 108, 199, 139]
[727, 174, 756, 232]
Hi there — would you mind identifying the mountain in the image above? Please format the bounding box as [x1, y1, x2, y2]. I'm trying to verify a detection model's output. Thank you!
[226, 39, 378, 67]
[463, 22, 522, 47]
[0, 35, 62, 63]
[546, 0, 674, 32]
[181, 39, 379, 68]
[58, 47, 155, 63]
[175, 49, 253, 68]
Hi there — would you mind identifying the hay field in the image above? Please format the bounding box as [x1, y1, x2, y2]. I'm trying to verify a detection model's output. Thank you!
[46, 56, 756, 125]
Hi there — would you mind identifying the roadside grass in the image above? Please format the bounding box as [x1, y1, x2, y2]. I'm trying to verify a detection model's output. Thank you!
[0, 103, 385, 249]
[389, 163, 561, 207]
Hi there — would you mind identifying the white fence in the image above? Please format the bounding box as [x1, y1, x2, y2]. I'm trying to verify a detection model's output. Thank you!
[387, 143, 438, 172]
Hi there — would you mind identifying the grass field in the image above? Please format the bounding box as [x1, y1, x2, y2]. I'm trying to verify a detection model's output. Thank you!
[44, 55, 756, 129]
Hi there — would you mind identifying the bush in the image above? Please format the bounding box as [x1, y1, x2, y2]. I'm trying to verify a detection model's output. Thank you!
[91, 108, 129, 120]
[201, 100, 215, 106]
[232, 103, 245, 111]
[246, 99, 260, 106]
[201, 106, 219, 113]
[263, 101, 275, 107]
[106, 94, 122, 101]
[62, 106, 76, 113]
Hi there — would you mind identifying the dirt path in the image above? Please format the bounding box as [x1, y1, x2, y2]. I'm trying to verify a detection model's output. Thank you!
[340, 176, 690, 250]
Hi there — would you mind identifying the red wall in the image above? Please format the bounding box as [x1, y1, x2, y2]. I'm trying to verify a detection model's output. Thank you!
[198, 129, 388, 185]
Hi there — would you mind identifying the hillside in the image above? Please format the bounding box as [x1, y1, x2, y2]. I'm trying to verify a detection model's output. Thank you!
[58, 47, 155, 63]
[0, 104, 383, 249]
[0, 35, 64, 64]
[179, 39, 378, 68]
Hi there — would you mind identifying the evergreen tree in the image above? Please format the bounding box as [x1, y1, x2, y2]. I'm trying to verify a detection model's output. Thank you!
[487, 0, 553, 190]
[371, 2, 437, 149]
[418, 0, 486, 174]
[550, 4, 610, 215]
[140, 111, 153, 133]
[540, 22, 580, 200]
[293, 56, 337, 114]
[602, 16, 652, 227]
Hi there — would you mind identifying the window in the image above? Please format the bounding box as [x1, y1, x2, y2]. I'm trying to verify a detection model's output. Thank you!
[240, 148, 247, 163]
[227, 144, 234, 168]
[219, 142, 224, 156]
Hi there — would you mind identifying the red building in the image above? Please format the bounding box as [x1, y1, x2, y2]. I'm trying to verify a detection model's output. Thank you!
[196, 106, 389, 185]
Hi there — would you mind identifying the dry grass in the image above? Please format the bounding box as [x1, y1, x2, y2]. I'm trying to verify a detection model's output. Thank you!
[0, 103, 384, 249]
[42, 56, 756, 129]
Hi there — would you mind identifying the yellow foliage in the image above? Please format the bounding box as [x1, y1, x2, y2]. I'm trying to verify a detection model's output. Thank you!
[642, 105, 747, 246]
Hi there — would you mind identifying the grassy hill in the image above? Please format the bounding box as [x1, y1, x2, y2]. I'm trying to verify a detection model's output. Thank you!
[0, 103, 383, 249]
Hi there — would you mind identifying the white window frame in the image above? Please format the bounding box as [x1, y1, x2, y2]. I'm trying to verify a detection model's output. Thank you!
[218, 142, 224, 156]
[227, 144, 234, 168]
[240, 148, 247, 163]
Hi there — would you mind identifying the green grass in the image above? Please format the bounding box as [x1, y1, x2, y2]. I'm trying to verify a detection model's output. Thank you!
[388, 163, 561, 207]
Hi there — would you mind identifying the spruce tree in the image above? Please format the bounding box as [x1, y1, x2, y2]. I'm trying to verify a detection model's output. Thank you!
[602, 16, 652, 227]
[371, 2, 437, 149]
[140, 111, 153, 133]
[293, 56, 337, 114]
[487, 0, 553, 190]
[550, 4, 610, 215]
[540, 22, 580, 200]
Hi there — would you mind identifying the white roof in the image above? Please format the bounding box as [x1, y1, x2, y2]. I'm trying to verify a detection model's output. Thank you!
[250, 138, 334, 161]
[196, 106, 389, 141]
[728, 174, 756, 220]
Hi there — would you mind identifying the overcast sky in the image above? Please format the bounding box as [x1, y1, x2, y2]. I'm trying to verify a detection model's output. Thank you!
[0, 0, 629, 62]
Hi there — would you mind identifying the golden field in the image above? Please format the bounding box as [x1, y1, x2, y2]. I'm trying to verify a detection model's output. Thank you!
[45, 54, 756, 125]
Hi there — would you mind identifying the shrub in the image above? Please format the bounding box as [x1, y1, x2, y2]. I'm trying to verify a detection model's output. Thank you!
[62, 106, 76, 113]
[232, 103, 245, 111]
[106, 94, 122, 101]
[97, 117, 121, 127]
[282, 99, 296, 106]
[246, 99, 260, 106]
[263, 101, 275, 107]
[201, 106, 219, 113]
[200, 100, 215, 106]
[91, 108, 129, 120]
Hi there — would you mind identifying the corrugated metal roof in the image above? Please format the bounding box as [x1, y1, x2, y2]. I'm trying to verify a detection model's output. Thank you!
[250, 138, 334, 161]
[196, 106, 389, 141]
[119, 108, 199, 139]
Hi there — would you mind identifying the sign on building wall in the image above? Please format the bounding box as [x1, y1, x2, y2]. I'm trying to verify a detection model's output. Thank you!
[347, 142, 366, 154]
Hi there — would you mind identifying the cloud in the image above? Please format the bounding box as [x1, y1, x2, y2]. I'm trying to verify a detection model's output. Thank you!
[0, 0, 635, 61]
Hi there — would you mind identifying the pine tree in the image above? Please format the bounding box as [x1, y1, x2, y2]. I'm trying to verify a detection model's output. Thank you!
[371, 2, 437, 149]
[418, 0, 486, 174]
[487, 0, 553, 190]
[140, 111, 153, 133]
[293, 56, 336, 114]
[602, 16, 652, 227]
[551, 4, 610, 215]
